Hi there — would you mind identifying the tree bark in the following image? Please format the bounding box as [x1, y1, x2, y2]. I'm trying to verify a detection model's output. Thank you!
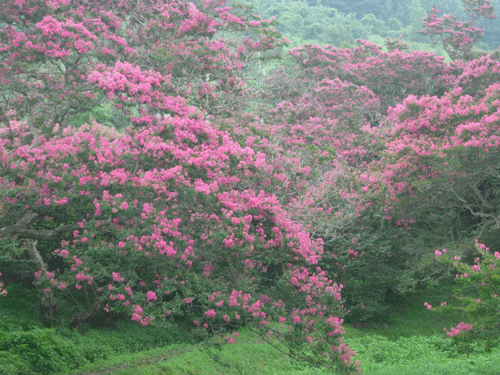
[69, 298, 102, 329]
[26, 239, 57, 326]
[0, 211, 80, 240]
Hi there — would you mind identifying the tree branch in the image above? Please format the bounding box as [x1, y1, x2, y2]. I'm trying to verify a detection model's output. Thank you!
[0, 211, 80, 240]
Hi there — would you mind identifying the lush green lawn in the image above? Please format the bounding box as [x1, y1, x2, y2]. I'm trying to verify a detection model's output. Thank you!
[1, 283, 499, 375]
[58, 332, 500, 375]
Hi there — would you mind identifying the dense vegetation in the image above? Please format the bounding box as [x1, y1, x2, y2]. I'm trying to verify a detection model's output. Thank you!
[0, 0, 499, 374]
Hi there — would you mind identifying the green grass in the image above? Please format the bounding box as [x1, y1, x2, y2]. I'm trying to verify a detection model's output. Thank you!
[60, 331, 500, 375]
[344, 284, 470, 340]
[60, 331, 334, 375]
[0, 284, 42, 332]
[2, 283, 499, 375]
[351, 339, 500, 375]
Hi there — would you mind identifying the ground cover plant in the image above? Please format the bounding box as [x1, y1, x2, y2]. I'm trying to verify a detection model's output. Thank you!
[1, 0, 500, 374]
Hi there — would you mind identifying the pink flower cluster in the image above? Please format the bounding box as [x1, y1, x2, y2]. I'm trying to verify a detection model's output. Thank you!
[446, 322, 473, 337]
[0, 273, 6, 296]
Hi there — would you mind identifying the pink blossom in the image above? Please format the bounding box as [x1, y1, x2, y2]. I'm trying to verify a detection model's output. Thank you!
[146, 291, 157, 302]
[131, 313, 142, 322]
[205, 309, 216, 319]
[203, 263, 212, 277]
[133, 305, 143, 315]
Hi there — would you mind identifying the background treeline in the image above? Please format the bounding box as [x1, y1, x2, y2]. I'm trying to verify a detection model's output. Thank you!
[245, 0, 500, 52]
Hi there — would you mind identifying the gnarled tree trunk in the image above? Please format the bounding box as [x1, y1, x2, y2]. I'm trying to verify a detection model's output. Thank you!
[26, 239, 57, 326]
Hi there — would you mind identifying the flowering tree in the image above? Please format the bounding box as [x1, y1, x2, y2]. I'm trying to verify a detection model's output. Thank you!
[0, 0, 363, 372]
[0, 0, 286, 146]
[382, 75, 500, 240]
[241, 39, 468, 319]
[284, 40, 460, 115]
[0, 119, 359, 371]
[419, 0, 497, 61]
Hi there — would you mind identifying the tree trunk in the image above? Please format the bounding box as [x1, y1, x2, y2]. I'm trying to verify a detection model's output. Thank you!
[69, 298, 102, 329]
[26, 239, 57, 326]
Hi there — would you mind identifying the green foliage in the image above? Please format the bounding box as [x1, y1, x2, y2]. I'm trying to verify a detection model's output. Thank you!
[0, 279, 495, 375]
[479, 227, 500, 251]
[0, 282, 191, 374]
[54, 328, 500, 375]
[361, 14, 386, 32]
[388, 18, 403, 31]
[0, 316, 188, 374]
[68, 102, 132, 131]
[0, 351, 29, 375]
[0, 240, 35, 285]
[0, 328, 85, 374]
[349, 334, 500, 375]
[0, 284, 42, 331]
[436, 241, 500, 353]
[406, 0, 427, 34]
[348, 334, 457, 364]
[245, 0, 374, 47]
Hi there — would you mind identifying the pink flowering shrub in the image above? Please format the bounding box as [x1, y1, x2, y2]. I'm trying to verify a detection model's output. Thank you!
[283, 40, 460, 114]
[0, 1, 360, 372]
[382, 76, 500, 238]
[0, 100, 359, 373]
[435, 240, 500, 352]
[446, 322, 472, 338]
[0, 0, 286, 148]
[454, 55, 500, 97]
[215, 31, 458, 318]
[245, 35, 470, 318]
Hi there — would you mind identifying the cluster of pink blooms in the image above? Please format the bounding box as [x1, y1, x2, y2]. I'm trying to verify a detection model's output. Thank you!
[445, 322, 473, 337]
[0, 273, 6, 296]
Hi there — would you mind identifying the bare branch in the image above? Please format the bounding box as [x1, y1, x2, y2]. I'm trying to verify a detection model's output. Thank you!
[0, 211, 80, 240]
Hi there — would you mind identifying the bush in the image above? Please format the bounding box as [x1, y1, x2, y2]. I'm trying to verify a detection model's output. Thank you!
[0, 328, 86, 374]
[347, 334, 458, 365]
[0, 351, 29, 375]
